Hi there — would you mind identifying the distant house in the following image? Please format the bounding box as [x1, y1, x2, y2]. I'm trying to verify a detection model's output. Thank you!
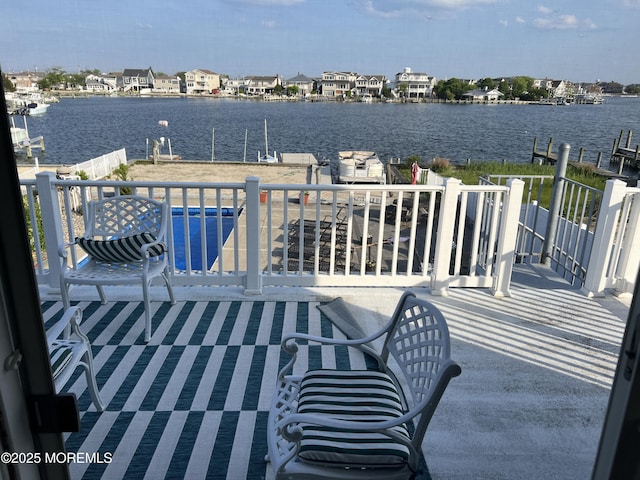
[221, 77, 246, 95]
[85, 74, 116, 93]
[245, 75, 282, 95]
[283, 74, 316, 96]
[7, 72, 45, 93]
[320, 72, 357, 97]
[154, 74, 182, 94]
[121, 68, 155, 92]
[185, 69, 220, 95]
[533, 78, 574, 99]
[462, 88, 504, 101]
[354, 75, 387, 97]
[394, 67, 436, 98]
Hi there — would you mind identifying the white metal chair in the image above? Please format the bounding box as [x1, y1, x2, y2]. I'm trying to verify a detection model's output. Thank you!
[47, 306, 104, 411]
[59, 195, 176, 342]
[267, 291, 461, 479]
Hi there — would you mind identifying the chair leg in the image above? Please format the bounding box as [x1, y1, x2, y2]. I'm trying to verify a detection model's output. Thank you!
[142, 281, 152, 343]
[161, 268, 176, 305]
[96, 285, 107, 304]
[82, 351, 105, 412]
[61, 282, 71, 310]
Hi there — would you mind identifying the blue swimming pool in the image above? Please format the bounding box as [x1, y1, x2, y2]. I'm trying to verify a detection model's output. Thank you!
[171, 207, 241, 271]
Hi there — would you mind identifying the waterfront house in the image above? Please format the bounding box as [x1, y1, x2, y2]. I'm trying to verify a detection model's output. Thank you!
[283, 73, 316, 96]
[320, 71, 358, 97]
[84, 74, 117, 94]
[7, 71, 45, 93]
[462, 87, 504, 101]
[245, 75, 282, 95]
[394, 67, 437, 98]
[153, 74, 182, 94]
[120, 68, 155, 93]
[221, 76, 246, 95]
[354, 74, 387, 97]
[185, 69, 221, 95]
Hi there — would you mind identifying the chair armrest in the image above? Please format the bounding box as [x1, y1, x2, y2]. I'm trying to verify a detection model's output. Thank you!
[58, 241, 75, 259]
[46, 306, 83, 345]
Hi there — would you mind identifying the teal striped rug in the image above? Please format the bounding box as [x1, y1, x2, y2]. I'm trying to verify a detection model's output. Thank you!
[42, 300, 430, 480]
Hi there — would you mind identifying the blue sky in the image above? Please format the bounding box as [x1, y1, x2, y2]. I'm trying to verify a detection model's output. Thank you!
[1, 0, 639, 84]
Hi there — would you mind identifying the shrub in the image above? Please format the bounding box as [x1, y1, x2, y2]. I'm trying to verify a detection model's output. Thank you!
[430, 157, 451, 174]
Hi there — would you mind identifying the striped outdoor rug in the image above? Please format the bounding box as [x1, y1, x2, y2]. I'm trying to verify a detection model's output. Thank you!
[42, 300, 430, 480]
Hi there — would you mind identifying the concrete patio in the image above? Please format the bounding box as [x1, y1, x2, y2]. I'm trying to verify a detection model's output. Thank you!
[40, 261, 631, 480]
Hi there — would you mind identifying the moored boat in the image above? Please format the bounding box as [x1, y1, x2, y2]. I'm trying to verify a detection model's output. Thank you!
[337, 150, 385, 184]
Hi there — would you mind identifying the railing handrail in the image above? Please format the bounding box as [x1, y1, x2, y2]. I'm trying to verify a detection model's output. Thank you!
[26, 171, 526, 297]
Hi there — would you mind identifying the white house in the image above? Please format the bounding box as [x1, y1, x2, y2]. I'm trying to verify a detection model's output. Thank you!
[394, 68, 437, 98]
[245, 75, 282, 95]
[462, 88, 504, 101]
[283, 74, 316, 96]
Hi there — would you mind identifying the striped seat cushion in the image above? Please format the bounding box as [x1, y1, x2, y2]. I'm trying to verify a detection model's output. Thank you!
[76, 233, 166, 263]
[297, 369, 411, 467]
[49, 343, 74, 380]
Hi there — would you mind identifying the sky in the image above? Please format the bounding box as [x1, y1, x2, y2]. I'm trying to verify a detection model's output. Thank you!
[1, 0, 639, 85]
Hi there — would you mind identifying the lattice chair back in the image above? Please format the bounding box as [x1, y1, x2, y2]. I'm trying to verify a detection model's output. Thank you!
[86, 195, 167, 241]
[381, 293, 458, 448]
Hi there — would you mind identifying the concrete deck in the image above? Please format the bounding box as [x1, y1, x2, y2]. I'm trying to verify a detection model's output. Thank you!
[42, 262, 632, 480]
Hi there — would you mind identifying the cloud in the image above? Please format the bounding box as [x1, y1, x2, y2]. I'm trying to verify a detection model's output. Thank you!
[515, 16, 525, 23]
[533, 12, 597, 30]
[261, 19, 277, 28]
[499, 19, 508, 26]
[537, 5, 553, 14]
[228, 0, 304, 5]
[618, 0, 640, 7]
[423, 0, 497, 7]
[362, 0, 498, 19]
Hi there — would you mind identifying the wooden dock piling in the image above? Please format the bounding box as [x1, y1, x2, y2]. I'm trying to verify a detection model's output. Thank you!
[531, 137, 557, 164]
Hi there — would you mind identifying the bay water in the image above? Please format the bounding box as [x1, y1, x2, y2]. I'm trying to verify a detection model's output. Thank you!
[15, 95, 640, 168]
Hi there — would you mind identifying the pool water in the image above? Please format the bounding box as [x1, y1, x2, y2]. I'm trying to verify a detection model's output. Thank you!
[171, 207, 240, 271]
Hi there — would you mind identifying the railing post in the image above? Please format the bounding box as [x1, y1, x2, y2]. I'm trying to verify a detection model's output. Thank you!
[35, 172, 64, 293]
[431, 177, 461, 296]
[491, 179, 524, 297]
[542, 143, 570, 266]
[615, 191, 640, 295]
[582, 179, 627, 297]
[244, 176, 262, 294]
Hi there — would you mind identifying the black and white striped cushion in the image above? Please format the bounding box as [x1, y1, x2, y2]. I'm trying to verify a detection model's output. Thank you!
[297, 369, 411, 467]
[76, 233, 166, 263]
[49, 343, 74, 380]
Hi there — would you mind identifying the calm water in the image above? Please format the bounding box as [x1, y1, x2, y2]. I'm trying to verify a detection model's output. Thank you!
[14, 95, 640, 166]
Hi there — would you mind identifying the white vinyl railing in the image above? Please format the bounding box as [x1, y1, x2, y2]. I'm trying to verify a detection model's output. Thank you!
[24, 172, 525, 296]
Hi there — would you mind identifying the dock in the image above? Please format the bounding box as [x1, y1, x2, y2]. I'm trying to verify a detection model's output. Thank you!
[610, 130, 640, 171]
[531, 136, 629, 180]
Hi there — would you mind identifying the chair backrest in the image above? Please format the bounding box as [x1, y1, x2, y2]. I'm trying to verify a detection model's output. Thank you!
[381, 292, 461, 446]
[85, 195, 168, 240]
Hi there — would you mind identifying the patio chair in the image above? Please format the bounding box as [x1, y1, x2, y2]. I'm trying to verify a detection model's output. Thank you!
[59, 195, 176, 342]
[267, 291, 461, 479]
[47, 306, 104, 412]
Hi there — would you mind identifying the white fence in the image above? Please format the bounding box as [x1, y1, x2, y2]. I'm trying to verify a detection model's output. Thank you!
[24, 172, 525, 297]
[18, 148, 127, 180]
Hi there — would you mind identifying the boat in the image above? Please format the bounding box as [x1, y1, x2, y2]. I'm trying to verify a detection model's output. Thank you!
[574, 93, 604, 105]
[26, 101, 49, 115]
[258, 119, 278, 163]
[337, 151, 386, 184]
